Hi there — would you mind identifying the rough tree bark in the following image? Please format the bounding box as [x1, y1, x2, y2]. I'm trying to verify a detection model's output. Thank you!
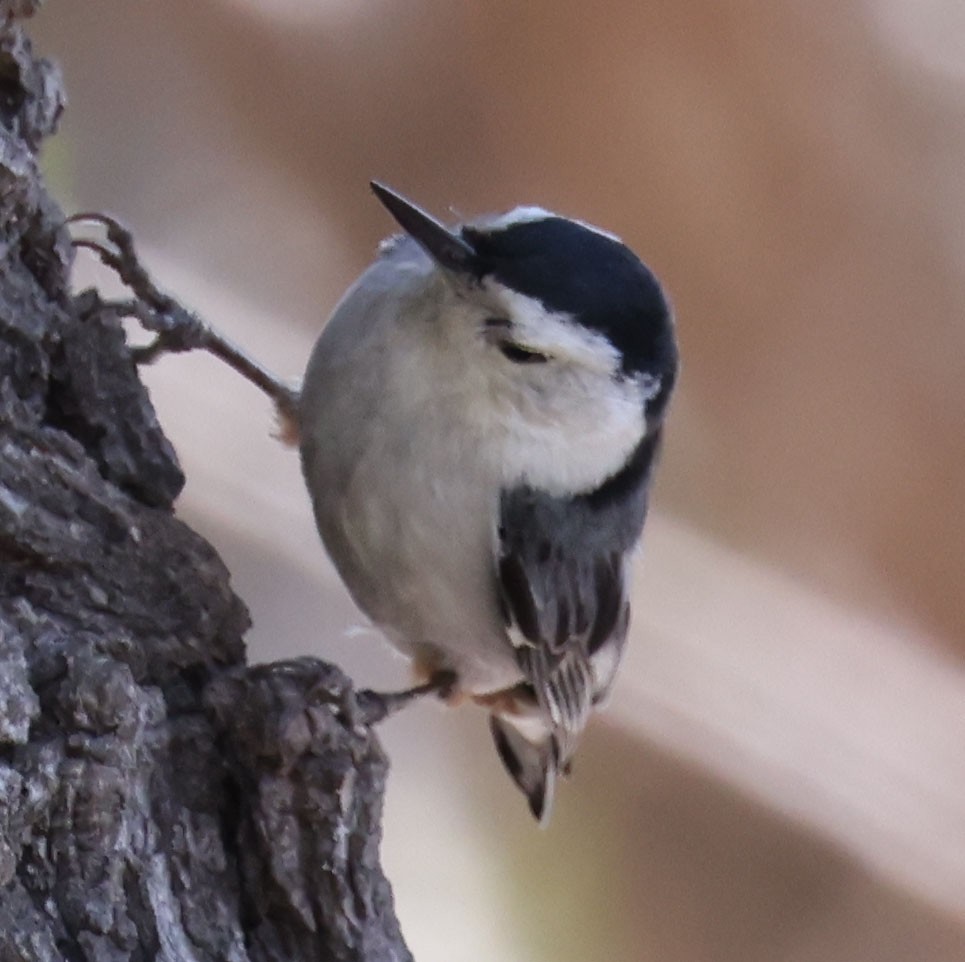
[0, 5, 413, 960]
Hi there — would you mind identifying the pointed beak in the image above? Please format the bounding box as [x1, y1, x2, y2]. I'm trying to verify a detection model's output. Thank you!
[370, 181, 479, 274]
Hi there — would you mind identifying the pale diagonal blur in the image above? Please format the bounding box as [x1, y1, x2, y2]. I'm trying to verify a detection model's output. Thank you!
[36, 1, 965, 960]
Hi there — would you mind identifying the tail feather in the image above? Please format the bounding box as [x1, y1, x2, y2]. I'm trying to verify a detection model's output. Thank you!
[489, 714, 558, 826]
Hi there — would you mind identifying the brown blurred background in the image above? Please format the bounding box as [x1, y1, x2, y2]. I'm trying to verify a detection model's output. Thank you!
[35, 2, 965, 960]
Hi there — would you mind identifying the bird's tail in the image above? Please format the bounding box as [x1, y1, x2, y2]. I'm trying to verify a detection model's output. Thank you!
[488, 714, 560, 826]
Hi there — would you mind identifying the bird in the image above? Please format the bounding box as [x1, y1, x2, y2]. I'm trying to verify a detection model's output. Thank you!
[69, 183, 678, 824]
[297, 184, 677, 822]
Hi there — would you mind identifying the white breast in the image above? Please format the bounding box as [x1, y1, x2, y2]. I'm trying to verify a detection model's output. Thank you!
[298, 246, 523, 693]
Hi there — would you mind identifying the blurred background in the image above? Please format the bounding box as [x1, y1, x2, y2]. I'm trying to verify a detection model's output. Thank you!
[34, 1, 965, 959]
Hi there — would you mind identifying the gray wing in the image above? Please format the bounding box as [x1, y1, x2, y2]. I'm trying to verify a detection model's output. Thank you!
[495, 431, 662, 766]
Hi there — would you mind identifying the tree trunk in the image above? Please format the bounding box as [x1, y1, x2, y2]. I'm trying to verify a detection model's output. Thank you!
[0, 5, 412, 960]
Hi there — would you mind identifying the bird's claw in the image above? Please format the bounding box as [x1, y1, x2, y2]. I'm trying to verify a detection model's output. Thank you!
[67, 211, 211, 361]
[355, 669, 458, 726]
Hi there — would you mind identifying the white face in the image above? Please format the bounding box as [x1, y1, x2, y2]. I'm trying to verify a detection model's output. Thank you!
[426, 274, 653, 497]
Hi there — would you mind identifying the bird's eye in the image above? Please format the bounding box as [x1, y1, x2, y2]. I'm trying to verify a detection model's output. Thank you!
[483, 317, 549, 363]
[499, 342, 549, 364]
[484, 316, 513, 332]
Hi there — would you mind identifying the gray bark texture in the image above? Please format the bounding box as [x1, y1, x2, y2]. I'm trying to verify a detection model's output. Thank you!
[0, 4, 413, 960]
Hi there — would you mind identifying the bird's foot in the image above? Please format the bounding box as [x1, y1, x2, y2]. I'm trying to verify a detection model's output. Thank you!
[68, 211, 211, 358]
[355, 669, 458, 725]
[67, 211, 299, 418]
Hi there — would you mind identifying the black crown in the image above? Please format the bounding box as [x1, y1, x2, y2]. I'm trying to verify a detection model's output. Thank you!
[463, 217, 676, 379]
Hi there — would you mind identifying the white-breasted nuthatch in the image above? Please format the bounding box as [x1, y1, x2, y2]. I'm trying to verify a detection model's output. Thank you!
[298, 184, 677, 822]
[70, 183, 677, 824]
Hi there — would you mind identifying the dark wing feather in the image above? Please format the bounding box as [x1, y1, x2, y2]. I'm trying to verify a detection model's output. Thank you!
[496, 431, 663, 759]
